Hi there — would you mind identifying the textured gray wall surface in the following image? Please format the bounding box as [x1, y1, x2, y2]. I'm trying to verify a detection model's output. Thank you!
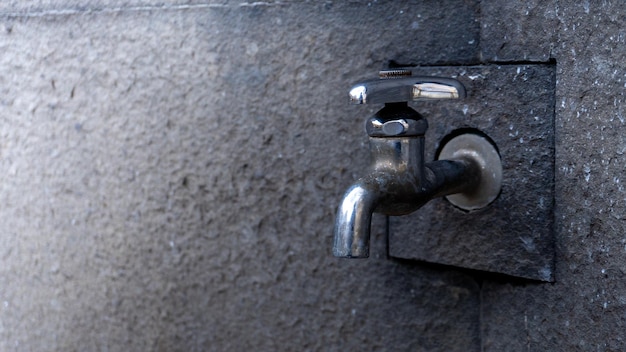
[480, 1, 626, 351]
[0, 0, 624, 351]
[0, 1, 482, 351]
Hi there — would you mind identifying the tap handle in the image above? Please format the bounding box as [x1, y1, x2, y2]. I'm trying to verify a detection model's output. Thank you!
[349, 70, 466, 105]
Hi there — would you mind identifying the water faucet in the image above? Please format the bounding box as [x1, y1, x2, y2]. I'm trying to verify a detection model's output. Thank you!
[333, 70, 502, 258]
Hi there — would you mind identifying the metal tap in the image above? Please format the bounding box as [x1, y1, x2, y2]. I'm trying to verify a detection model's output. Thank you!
[333, 70, 502, 258]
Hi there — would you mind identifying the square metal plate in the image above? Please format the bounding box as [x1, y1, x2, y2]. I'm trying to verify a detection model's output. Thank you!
[388, 64, 556, 281]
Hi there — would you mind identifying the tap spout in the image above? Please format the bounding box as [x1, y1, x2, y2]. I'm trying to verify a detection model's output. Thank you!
[332, 158, 480, 258]
[332, 178, 381, 258]
[333, 165, 420, 258]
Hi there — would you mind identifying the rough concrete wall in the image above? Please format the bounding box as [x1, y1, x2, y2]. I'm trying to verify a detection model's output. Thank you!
[1, 1, 625, 351]
[480, 1, 626, 351]
[0, 2, 482, 351]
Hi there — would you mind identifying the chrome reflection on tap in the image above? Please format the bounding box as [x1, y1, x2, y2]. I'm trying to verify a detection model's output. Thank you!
[348, 74, 466, 105]
[412, 82, 460, 99]
[333, 184, 377, 258]
[349, 85, 367, 104]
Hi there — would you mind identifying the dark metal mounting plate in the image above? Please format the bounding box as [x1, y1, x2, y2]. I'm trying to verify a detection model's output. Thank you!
[388, 64, 556, 282]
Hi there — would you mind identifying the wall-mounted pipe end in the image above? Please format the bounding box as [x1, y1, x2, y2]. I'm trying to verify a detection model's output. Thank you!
[437, 133, 502, 211]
